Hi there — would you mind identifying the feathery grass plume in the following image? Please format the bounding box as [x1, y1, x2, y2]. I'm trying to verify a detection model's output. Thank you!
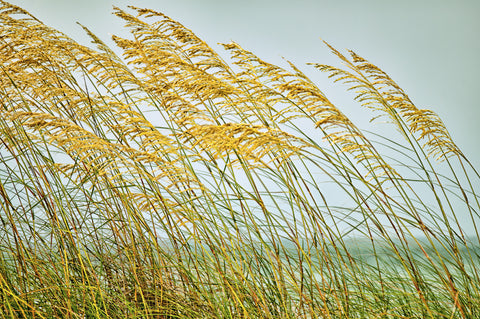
[1, 1, 480, 318]
[111, 6, 246, 128]
[311, 41, 462, 162]
[181, 122, 303, 168]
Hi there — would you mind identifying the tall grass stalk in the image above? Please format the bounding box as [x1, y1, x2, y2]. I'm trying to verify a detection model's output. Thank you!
[1, 2, 479, 318]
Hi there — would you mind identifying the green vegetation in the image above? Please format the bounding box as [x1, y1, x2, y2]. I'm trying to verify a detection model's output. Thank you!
[1, 2, 479, 318]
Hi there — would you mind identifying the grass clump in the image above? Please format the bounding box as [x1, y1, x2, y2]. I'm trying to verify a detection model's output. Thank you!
[1, 1, 479, 318]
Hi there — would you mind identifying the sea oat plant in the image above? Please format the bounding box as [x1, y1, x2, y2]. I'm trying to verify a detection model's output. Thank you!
[0, 2, 479, 318]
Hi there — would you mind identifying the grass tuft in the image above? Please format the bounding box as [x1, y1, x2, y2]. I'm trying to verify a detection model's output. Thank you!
[1, 1, 479, 318]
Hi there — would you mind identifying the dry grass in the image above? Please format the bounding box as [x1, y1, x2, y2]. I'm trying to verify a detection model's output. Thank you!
[1, 1, 479, 318]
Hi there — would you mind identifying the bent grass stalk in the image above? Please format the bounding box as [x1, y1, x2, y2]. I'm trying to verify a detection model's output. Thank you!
[0, 1, 479, 318]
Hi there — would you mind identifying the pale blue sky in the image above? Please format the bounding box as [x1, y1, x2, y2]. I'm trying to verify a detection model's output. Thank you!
[7, 0, 480, 167]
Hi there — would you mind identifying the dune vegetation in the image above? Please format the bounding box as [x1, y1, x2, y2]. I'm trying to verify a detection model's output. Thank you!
[1, 1, 479, 318]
